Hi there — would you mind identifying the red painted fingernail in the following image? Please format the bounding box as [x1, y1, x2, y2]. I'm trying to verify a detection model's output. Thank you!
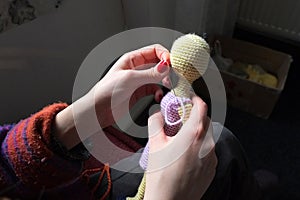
[165, 59, 170, 66]
[157, 60, 169, 73]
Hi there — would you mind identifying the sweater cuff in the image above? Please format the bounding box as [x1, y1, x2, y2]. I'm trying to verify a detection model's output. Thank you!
[32, 103, 90, 160]
[38, 103, 90, 160]
[1, 103, 86, 190]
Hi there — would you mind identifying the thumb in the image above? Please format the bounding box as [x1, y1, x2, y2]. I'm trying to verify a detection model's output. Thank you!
[148, 111, 166, 142]
[134, 60, 170, 83]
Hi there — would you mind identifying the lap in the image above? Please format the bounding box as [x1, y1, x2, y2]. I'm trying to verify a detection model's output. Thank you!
[92, 122, 262, 199]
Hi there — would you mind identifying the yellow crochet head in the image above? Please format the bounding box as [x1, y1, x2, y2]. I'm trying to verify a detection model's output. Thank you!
[170, 34, 210, 83]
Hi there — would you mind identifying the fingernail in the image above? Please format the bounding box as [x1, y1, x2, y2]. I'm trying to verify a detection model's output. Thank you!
[157, 60, 169, 73]
[165, 59, 170, 66]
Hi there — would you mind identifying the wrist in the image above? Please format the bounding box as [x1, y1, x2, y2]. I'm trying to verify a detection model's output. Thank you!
[53, 104, 80, 150]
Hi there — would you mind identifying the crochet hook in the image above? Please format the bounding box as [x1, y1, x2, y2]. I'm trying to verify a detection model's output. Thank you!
[169, 67, 179, 97]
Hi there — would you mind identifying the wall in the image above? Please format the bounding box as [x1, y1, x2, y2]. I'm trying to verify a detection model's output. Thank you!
[122, 0, 240, 36]
[237, 0, 300, 42]
[0, 0, 125, 123]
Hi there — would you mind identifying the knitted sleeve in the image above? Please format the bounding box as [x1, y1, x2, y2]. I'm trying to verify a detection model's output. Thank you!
[0, 103, 87, 198]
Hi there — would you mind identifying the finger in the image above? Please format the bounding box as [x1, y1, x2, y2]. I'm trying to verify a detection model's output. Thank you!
[185, 95, 208, 140]
[162, 76, 172, 89]
[200, 145, 218, 170]
[198, 118, 215, 159]
[154, 89, 164, 103]
[148, 111, 166, 143]
[132, 60, 170, 85]
[129, 84, 163, 107]
[187, 95, 207, 125]
[138, 44, 170, 64]
[121, 44, 170, 70]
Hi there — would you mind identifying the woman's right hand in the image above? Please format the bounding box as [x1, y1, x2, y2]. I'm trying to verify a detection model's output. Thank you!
[145, 95, 217, 200]
[54, 44, 170, 149]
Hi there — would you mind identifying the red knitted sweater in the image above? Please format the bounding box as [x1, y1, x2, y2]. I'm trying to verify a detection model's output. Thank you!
[0, 103, 142, 199]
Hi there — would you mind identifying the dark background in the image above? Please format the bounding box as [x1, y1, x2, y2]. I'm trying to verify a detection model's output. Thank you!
[134, 26, 300, 200]
[225, 26, 300, 200]
[0, 1, 299, 199]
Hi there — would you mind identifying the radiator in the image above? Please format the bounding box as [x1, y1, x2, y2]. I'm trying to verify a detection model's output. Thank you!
[237, 0, 300, 42]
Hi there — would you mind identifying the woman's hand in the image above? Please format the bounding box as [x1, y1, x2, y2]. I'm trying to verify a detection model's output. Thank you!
[144, 95, 217, 200]
[93, 44, 170, 128]
[54, 44, 170, 149]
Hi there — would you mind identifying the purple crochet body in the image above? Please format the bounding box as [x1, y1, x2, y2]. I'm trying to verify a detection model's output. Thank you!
[139, 92, 192, 170]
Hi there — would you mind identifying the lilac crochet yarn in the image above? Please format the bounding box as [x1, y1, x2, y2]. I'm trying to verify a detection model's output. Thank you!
[161, 92, 191, 136]
[0, 124, 14, 141]
[139, 142, 149, 170]
[139, 92, 192, 170]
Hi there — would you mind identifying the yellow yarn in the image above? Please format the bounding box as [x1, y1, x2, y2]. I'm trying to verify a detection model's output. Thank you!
[245, 64, 278, 88]
[178, 103, 192, 123]
[130, 34, 210, 200]
[229, 62, 278, 88]
[258, 73, 278, 88]
[126, 174, 146, 200]
[171, 33, 210, 85]
[172, 76, 191, 97]
[170, 34, 210, 122]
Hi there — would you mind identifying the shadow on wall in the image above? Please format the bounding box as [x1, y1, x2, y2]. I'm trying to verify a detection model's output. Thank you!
[122, 0, 240, 36]
[0, 0, 241, 124]
[0, 0, 64, 33]
[0, 0, 125, 124]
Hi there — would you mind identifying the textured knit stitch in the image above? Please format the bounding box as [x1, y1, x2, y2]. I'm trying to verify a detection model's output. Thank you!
[1, 104, 96, 199]
[0, 103, 144, 199]
[0, 103, 85, 198]
[126, 174, 146, 200]
[161, 92, 193, 130]
[171, 34, 210, 123]
[171, 34, 210, 85]
[136, 34, 210, 199]
[178, 103, 193, 123]
[161, 92, 187, 135]
[139, 143, 149, 171]
[0, 124, 14, 139]
[139, 92, 192, 170]
[139, 35, 210, 170]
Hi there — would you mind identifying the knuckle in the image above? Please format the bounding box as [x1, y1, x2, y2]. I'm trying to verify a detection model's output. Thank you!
[148, 68, 158, 81]
[200, 101, 208, 112]
[121, 52, 130, 59]
[154, 43, 164, 49]
[151, 67, 157, 77]
[148, 114, 155, 124]
[122, 52, 135, 65]
[198, 122, 205, 132]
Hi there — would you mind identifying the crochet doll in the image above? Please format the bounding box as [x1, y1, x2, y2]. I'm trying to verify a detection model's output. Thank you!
[139, 33, 210, 170]
[126, 34, 211, 200]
